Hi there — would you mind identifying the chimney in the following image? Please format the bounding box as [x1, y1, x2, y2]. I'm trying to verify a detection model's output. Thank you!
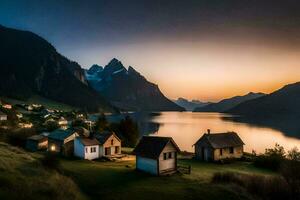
[207, 129, 211, 135]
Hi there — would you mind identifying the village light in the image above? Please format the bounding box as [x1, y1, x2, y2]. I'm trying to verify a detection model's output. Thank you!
[50, 145, 56, 151]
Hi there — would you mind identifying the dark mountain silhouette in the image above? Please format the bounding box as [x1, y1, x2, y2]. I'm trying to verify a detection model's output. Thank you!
[193, 92, 265, 112]
[86, 58, 185, 111]
[228, 82, 300, 116]
[173, 98, 211, 111]
[0, 25, 115, 112]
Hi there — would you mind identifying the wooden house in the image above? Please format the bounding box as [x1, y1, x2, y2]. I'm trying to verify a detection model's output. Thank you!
[26, 134, 48, 151]
[94, 131, 121, 157]
[194, 130, 244, 161]
[133, 136, 181, 176]
[74, 137, 100, 160]
[0, 111, 7, 121]
[48, 129, 79, 156]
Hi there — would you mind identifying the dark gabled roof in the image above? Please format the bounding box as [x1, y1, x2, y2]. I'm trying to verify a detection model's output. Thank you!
[27, 134, 47, 142]
[94, 131, 120, 144]
[195, 132, 244, 149]
[48, 129, 77, 141]
[78, 137, 99, 146]
[133, 136, 180, 159]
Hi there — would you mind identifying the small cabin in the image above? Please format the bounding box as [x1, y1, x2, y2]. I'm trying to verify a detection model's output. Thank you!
[26, 134, 48, 151]
[94, 131, 122, 157]
[133, 136, 181, 176]
[194, 130, 244, 161]
[48, 129, 79, 156]
[0, 111, 7, 121]
[74, 137, 100, 160]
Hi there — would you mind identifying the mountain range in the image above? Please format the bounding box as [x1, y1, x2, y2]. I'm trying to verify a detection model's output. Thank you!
[173, 98, 211, 111]
[0, 25, 114, 112]
[193, 92, 265, 112]
[85, 59, 184, 111]
[228, 82, 300, 116]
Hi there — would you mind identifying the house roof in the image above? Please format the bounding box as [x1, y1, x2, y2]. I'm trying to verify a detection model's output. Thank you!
[94, 131, 120, 144]
[195, 132, 244, 149]
[78, 137, 99, 146]
[48, 129, 77, 141]
[27, 134, 47, 142]
[133, 136, 180, 159]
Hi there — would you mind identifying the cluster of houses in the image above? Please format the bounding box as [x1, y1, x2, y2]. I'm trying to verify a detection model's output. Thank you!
[26, 127, 244, 176]
[26, 128, 122, 159]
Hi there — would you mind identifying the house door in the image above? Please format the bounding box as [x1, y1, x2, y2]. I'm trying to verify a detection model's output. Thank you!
[105, 147, 110, 156]
[203, 148, 210, 161]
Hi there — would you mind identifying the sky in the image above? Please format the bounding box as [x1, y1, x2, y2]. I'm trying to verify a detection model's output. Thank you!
[1, 0, 300, 102]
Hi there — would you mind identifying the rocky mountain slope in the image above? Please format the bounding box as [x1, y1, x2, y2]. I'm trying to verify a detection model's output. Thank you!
[86, 59, 185, 111]
[0, 25, 114, 112]
[174, 98, 211, 111]
[193, 92, 265, 112]
[228, 82, 300, 116]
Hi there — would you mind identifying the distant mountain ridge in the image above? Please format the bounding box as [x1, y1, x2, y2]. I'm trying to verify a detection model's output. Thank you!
[86, 59, 185, 111]
[228, 82, 300, 116]
[193, 92, 265, 112]
[0, 25, 115, 112]
[173, 98, 211, 111]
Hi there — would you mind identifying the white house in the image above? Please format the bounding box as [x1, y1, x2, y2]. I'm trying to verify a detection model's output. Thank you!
[0, 111, 7, 121]
[133, 136, 181, 176]
[74, 137, 100, 160]
[94, 131, 122, 157]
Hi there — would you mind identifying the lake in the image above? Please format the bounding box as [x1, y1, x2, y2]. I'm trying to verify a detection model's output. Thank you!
[128, 112, 300, 153]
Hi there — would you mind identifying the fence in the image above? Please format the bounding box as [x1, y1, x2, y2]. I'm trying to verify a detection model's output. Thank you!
[177, 165, 191, 174]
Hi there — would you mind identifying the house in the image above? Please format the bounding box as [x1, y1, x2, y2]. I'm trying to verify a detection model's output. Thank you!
[26, 134, 48, 151]
[74, 137, 100, 160]
[18, 122, 33, 128]
[0, 111, 7, 121]
[133, 136, 181, 176]
[2, 104, 12, 109]
[48, 129, 79, 156]
[194, 130, 244, 161]
[94, 131, 121, 157]
[58, 117, 68, 129]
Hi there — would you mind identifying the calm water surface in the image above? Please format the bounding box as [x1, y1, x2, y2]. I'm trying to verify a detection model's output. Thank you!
[144, 112, 300, 153]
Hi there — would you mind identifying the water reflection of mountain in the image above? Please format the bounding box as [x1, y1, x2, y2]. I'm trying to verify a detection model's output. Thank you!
[103, 112, 160, 136]
[222, 115, 300, 139]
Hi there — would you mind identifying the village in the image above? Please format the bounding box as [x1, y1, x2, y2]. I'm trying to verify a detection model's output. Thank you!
[0, 98, 299, 200]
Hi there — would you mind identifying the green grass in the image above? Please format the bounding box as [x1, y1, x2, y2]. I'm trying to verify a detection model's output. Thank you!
[2, 95, 75, 112]
[0, 142, 86, 200]
[60, 157, 276, 200]
[0, 142, 277, 200]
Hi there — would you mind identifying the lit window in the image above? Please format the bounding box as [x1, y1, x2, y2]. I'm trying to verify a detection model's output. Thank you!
[50, 145, 56, 151]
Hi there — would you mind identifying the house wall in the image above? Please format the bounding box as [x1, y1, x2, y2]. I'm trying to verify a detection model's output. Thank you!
[101, 134, 121, 157]
[195, 145, 214, 161]
[84, 145, 99, 160]
[136, 156, 157, 175]
[74, 138, 85, 159]
[213, 146, 243, 161]
[48, 139, 63, 153]
[0, 115, 7, 121]
[158, 142, 177, 173]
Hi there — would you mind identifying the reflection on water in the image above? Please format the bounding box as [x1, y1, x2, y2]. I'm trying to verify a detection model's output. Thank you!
[94, 112, 300, 153]
[142, 112, 300, 153]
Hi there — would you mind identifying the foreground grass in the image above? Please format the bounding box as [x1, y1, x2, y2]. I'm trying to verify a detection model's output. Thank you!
[61, 157, 276, 200]
[0, 143, 86, 200]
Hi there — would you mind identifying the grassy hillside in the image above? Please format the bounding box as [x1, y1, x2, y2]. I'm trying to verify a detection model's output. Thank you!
[0, 142, 86, 200]
[0, 142, 277, 200]
[61, 157, 275, 200]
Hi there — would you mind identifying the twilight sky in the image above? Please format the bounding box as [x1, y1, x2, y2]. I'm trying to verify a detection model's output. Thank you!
[1, 0, 300, 101]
